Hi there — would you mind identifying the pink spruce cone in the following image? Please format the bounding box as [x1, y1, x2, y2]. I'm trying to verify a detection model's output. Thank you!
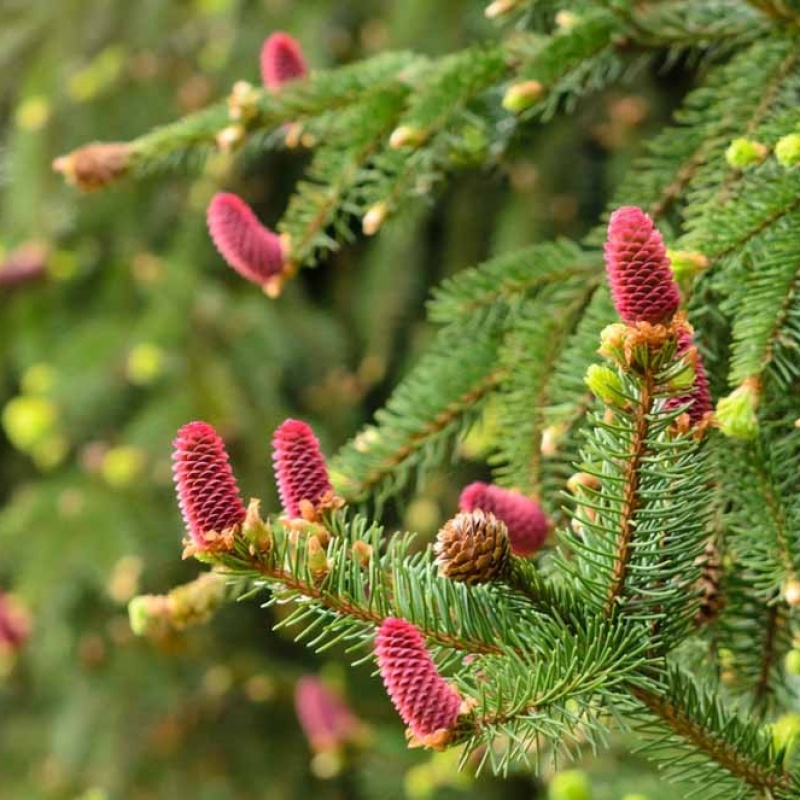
[271, 419, 332, 517]
[665, 328, 713, 424]
[604, 206, 681, 325]
[0, 243, 47, 289]
[172, 421, 247, 548]
[207, 193, 285, 288]
[459, 482, 549, 557]
[0, 592, 31, 651]
[294, 676, 362, 753]
[260, 32, 308, 91]
[375, 617, 462, 740]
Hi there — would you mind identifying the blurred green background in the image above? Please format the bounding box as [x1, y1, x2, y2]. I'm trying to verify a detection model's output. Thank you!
[0, 1, 683, 798]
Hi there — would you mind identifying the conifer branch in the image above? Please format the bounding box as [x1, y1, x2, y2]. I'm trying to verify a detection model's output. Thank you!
[607, 37, 794, 226]
[603, 369, 654, 618]
[333, 309, 508, 504]
[279, 88, 408, 266]
[630, 677, 798, 798]
[728, 217, 800, 389]
[752, 601, 780, 716]
[492, 278, 598, 495]
[429, 241, 599, 325]
[745, 0, 800, 21]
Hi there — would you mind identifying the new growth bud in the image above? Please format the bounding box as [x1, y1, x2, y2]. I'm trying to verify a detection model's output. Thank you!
[716, 378, 760, 439]
[389, 126, 427, 149]
[584, 363, 624, 406]
[261, 32, 309, 91]
[207, 193, 286, 290]
[53, 142, 132, 191]
[502, 80, 545, 114]
[725, 138, 768, 169]
[375, 617, 462, 745]
[458, 483, 549, 557]
[128, 572, 227, 636]
[271, 419, 333, 518]
[775, 133, 800, 168]
[362, 202, 389, 236]
[667, 249, 709, 282]
[604, 206, 681, 325]
[172, 421, 247, 550]
[484, 0, 521, 18]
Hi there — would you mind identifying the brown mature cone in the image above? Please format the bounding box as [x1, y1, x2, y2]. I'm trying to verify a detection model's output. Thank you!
[434, 510, 510, 585]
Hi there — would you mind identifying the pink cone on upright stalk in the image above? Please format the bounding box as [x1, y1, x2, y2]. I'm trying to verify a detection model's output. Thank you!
[271, 419, 333, 517]
[375, 617, 462, 744]
[207, 193, 286, 291]
[459, 482, 550, 557]
[260, 32, 308, 90]
[172, 421, 247, 550]
[665, 328, 713, 425]
[294, 676, 363, 753]
[604, 206, 681, 325]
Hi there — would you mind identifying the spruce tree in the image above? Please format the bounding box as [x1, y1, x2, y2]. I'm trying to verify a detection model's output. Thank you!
[15, 0, 800, 797]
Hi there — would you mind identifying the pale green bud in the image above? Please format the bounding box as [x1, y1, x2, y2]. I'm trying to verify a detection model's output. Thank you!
[725, 138, 768, 169]
[772, 712, 800, 760]
[584, 363, 624, 405]
[389, 125, 427, 149]
[101, 445, 146, 488]
[667, 249, 709, 282]
[549, 769, 592, 800]
[502, 80, 545, 114]
[784, 649, 800, 676]
[125, 343, 165, 385]
[1, 395, 58, 451]
[775, 133, 800, 168]
[715, 379, 760, 439]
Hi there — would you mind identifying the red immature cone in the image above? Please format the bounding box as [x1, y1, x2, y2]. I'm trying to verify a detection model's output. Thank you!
[271, 419, 333, 517]
[665, 328, 713, 424]
[604, 206, 681, 325]
[459, 482, 549, 557]
[207, 193, 285, 289]
[0, 592, 31, 651]
[260, 32, 308, 91]
[172, 421, 247, 549]
[375, 617, 462, 741]
[294, 676, 363, 753]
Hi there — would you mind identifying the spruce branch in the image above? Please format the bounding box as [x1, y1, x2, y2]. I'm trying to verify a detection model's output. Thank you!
[203, 505, 591, 685]
[727, 215, 800, 390]
[491, 277, 598, 496]
[630, 671, 800, 799]
[460, 616, 653, 772]
[745, 0, 800, 21]
[601, 36, 796, 230]
[278, 87, 409, 267]
[627, 0, 767, 48]
[560, 324, 714, 646]
[331, 309, 508, 505]
[428, 239, 599, 325]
